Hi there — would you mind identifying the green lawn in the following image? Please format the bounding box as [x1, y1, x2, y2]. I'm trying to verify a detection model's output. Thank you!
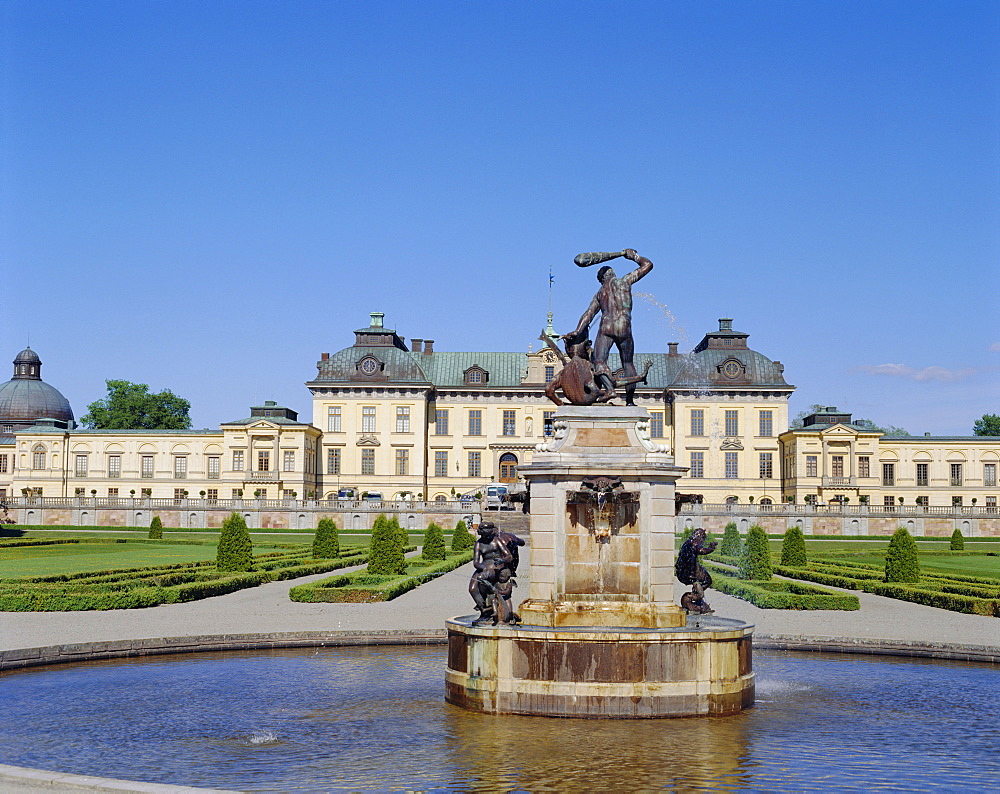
[0, 542, 219, 579]
[808, 549, 1000, 580]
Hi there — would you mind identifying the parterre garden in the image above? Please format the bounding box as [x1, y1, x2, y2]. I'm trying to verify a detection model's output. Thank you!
[695, 522, 1000, 616]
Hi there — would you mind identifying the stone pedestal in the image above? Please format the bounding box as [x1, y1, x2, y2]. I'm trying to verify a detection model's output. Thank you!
[446, 406, 755, 718]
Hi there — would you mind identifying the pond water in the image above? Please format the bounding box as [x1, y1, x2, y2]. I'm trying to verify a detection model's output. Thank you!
[0, 645, 997, 791]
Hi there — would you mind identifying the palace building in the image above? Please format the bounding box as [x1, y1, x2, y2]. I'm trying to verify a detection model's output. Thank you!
[2, 313, 998, 524]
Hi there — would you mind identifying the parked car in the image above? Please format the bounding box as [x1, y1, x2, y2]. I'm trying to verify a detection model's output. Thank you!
[484, 485, 514, 511]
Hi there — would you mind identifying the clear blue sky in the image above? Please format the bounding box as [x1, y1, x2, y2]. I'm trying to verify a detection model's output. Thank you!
[2, 1, 997, 434]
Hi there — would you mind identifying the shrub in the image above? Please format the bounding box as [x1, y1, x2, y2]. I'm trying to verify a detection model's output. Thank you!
[950, 528, 965, 551]
[884, 526, 920, 583]
[451, 519, 474, 552]
[780, 526, 807, 567]
[312, 518, 340, 559]
[707, 566, 860, 610]
[216, 512, 253, 572]
[678, 525, 694, 546]
[368, 514, 406, 575]
[148, 515, 163, 540]
[738, 524, 772, 580]
[422, 522, 446, 561]
[391, 515, 408, 547]
[719, 522, 741, 557]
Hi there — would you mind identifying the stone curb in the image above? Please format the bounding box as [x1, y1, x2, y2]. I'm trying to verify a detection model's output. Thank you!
[755, 634, 1000, 664]
[0, 762, 236, 793]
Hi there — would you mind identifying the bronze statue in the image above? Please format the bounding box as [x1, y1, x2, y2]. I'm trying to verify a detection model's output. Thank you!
[675, 528, 717, 614]
[563, 248, 653, 406]
[469, 521, 524, 625]
[540, 332, 651, 407]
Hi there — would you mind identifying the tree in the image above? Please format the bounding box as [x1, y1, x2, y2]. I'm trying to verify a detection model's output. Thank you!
[82, 379, 192, 430]
[368, 514, 406, 575]
[451, 519, 474, 552]
[422, 522, 446, 561]
[973, 414, 1000, 436]
[148, 515, 163, 540]
[312, 518, 340, 559]
[950, 528, 965, 551]
[738, 524, 772, 580]
[719, 522, 741, 557]
[884, 526, 920, 583]
[217, 512, 253, 572]
[780, 526, 807, 567]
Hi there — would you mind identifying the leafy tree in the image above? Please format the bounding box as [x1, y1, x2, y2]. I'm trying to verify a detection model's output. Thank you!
[738, 525, 772, 580]
[217, 512, 253, 572]
[719, 522, 741, 557]
[884, 527, 920, 583]
[312, 518, 340, 559]
[82, 379, 192, 430]
[422, 522, 446, 561]
[973, 414, 1000, 436]
[780, 526, 807, 567]
[950, 528, 965, 551]
[148, 515, 163, 540]
[368, 514, 406, 575]
[451, 519, 474, 552]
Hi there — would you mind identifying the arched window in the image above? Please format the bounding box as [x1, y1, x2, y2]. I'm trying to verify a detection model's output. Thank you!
[32, 445, 46, 470]
[499, 453, 518, 482]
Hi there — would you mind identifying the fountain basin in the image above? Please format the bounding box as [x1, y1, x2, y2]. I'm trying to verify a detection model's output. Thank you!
[445, 614, 754, 717]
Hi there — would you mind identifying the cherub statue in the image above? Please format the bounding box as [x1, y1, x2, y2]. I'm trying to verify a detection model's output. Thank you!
[674, 528, 718, 614]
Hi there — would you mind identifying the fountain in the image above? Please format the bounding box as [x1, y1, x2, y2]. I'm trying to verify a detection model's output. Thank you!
[445, 250, 755, 717]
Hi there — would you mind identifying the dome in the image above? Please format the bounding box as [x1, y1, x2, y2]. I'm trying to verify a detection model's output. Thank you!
[0, 379, 74, 423]
[0, 347, 74, 426]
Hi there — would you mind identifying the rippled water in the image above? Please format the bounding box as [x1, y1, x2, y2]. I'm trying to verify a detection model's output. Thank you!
[0, 646, 997, 791]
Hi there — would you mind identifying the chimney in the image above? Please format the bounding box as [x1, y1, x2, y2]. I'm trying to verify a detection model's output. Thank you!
[411, 338, 423, 353]
[424, 340, 434, 354]
[668, 342, 679, 357]
[719, 318, 733, 331]
[321, 352, 329, 361]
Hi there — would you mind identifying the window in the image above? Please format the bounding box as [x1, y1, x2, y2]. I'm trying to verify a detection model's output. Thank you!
[108, 455, 121, 478]
[725, 451, 738, 479]
[231, 488, 241, 499]
[0, 455, 7, 474]
[395, 448, 409, 476]
[468, 410, 482, 436]
[32, 447, 46, 469]
[502, 410, 516, 436]
[858, 456, 870, 478]
[283, 451, 295, 472]
[258, 450, 270, 472]
[953, 495, 963, 507]
[327, 448, 341, 475]
[649, 412, 664, 438]
[141, 488, 151, 497]
[882, 463, 895, 487]
[725, 410, 739, 437]
[174, 457, 187, 479]
[884, 496, 895, 507]
[206, 489, 218, 502]
[543, 411, 555, 437]
[174, 488, 186, 501]
[141, 455, 155, 478]
[690, 409, 704, 436]
[74, 487, 85, 497]
[468, 451, 481, 478]
[361, 448, 375, 475]
[467, 369, 483, 384]
[207, 456, 219, 479]
[690, 451, 704, 478]
[985, 463, 997, 488]
[396, 406, 410, 433]
[75, 455, 88, 477]
[435, 450, 448, 477]
[499, 452, 518, 481]
[232, 450, 244, 471]
[916, 496, 928, 507]
[950, 463, 963, 487]
[759, 452, 773, 479]
[916, 463, 929, 487]
[986, 496, 997, 512]
[362, 407, 377, 433]
[544, 365, 555, 383]
[107, 488, 118, 498]
[831, 456, 844, 477]
[805, 456, 817, 477]
[435, 409, 449, 435]
[327, 406, 342, 432]
[759, 410, 773, 437]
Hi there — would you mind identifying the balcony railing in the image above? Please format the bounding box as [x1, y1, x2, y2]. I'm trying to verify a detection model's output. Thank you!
[821, 476, 856, 487]
[247, 471, 279, 481]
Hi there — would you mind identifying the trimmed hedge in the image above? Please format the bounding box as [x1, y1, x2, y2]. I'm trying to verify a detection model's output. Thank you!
[216, 512, 253, 572]
[290, 551, 474, 603]
[706, 565, 859, 610]
[950, 528, 965, 551]
[738, 525, 772, 580]
[451, 519, 474, 552]
[719, 522, 741, 558]
[885, 527, 920, 583]
[422, 523, 446, 561]
[780, 526, 807, 567]
[860, 581, 1000, 617]
[368, 515, 406, 575]
[148, 515, 163, 540]
[313, 518, 340, 559]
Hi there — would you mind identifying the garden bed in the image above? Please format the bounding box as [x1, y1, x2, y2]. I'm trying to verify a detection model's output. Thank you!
[705, 564, 860, 610]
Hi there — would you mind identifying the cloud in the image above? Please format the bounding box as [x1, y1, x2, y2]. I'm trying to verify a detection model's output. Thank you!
[857, 363, 980, 382]
[990, 342, 1000, 352]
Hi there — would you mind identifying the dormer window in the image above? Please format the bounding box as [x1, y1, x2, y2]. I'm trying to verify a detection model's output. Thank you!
[465, 366, 488, 386]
